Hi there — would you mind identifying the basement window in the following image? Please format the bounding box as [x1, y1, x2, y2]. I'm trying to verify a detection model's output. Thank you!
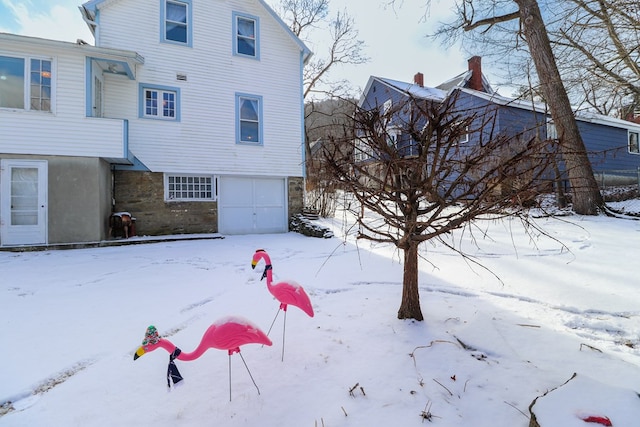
[165, 174, 216, 201]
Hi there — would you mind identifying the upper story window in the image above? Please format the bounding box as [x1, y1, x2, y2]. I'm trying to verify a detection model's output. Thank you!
[236, 93, 262, 144]
[233, 12, 259, 59]
[139, 83, 180, 121]
[354, 138, 372, 162]
[629, 131, 639, 154]
[452, 122, 469, 144]
[546, 119, 558, 140]
[382, 99, 392, 115]
[0, 55, 52, 111]
[162, 0, 192, 46]
[386, 126, 400, 148]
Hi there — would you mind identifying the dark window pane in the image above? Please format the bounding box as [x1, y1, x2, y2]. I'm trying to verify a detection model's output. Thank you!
[240, 98, 258, 121]
[238, 39, 255, 56]
[0, 56, 25, 109]
[241, 122, 259, 142]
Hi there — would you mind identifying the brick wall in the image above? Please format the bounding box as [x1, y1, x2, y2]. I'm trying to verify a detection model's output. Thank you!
[113, 171, 218, 236]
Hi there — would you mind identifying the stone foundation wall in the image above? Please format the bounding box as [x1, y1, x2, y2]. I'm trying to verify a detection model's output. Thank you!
[113, 171, 217, 236]
[288, 176, 305, 228]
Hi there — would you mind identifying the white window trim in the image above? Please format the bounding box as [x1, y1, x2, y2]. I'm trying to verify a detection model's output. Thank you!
[161, 0, 193, 47]
[233, 12, 260, 59]
[164, 174, 217, 201]
[236, 93, 263, 145]
[629, 130, 640, 155]
[382, 99, 392, 115]
[138, 83, 180, 121]
[386, 126, 400, 148]
[0, 54, 54, 113]
[547, 119, 558, 140]
[354, 138, 372, 162]
[453, 122, 469, 144]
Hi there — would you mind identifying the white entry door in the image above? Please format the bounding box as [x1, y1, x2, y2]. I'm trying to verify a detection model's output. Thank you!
[1, 159, 48, 246]
[218, 176, 287, 234]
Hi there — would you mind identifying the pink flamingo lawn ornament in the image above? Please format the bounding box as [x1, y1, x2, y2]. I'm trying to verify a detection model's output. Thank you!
[251, 249, 314, 361]
[133, 316, 272, 401]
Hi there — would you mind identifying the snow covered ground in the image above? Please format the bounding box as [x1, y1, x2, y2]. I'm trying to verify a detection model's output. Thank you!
[1, 207, 639, 426]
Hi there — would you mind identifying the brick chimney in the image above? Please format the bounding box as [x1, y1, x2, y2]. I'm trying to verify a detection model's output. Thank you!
[414, 72, 424, 87]
[467, 56, 483, 91]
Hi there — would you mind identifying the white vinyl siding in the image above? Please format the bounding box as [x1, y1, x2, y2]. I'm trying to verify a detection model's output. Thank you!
[71, 0, 305, 177]
[0, 43, 130, 159]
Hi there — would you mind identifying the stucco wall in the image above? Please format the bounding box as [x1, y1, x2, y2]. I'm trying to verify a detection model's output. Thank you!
[48, 157, 112, 243]
[0, 155, 112, 244]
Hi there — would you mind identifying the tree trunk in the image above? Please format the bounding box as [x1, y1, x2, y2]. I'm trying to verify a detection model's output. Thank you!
[514, 0, 604, 215]
[397, 240, 424, 321]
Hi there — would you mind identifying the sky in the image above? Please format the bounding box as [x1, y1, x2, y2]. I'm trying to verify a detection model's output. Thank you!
[1, 200, 640, 426]
[0, 0, 507, 94]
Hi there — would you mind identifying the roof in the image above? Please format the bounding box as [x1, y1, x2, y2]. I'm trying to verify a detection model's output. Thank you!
[456, 87, 640, 133]
[357, 76, 446, 108]
[0, 32, 144, 79]
[436, 70, 494, 94]
[79, 0, 312, 63]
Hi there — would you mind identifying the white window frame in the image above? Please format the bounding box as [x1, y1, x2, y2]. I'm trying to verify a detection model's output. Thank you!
[454, 122, 469, 144]
[165, 174, 216, 201]
[382, 99, 392, 115]
[233, 12, 260, 59]
[0, 54, 53, 112]
[386, 126, 400, 148]
[629, 130, 640, 154]
[236, 93, 263, 144]
[161, 0, 192, 46]
[547, 119, 558, 140]
[139, 83, 180, 121]
[354, 138, 372, 162]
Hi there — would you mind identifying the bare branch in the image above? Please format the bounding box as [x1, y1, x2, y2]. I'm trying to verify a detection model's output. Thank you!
[463, 11, 520, 32]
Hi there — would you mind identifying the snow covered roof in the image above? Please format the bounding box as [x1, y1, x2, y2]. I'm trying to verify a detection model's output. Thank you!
[457, 87, 640, 133]
[436, 70, 494, 95]
[357, 75, 446, 108]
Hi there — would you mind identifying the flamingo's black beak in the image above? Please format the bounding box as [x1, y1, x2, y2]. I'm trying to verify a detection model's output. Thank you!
[133, 346, 145, 360]
[251, 259, 258, 269]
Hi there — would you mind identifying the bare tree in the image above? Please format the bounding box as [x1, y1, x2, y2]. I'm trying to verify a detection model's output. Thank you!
[305, 98, 355, 216]
[271, 0, 368, 180]
[421, 0, 605, 214]
[514, 0, 604, 214]
[550, 0, 640, 114]
[271, 0, 368, 209]
[323, 94, 554, 320]
[271, 0, 368, 98]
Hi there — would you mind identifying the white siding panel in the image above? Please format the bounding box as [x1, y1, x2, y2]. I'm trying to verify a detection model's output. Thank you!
[95, 0, 305, 177]
[0, 42, 127, 159]
[0, 115, 128, 159]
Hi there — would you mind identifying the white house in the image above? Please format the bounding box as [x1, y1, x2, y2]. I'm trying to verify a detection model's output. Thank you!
[0, 0, 311, 247]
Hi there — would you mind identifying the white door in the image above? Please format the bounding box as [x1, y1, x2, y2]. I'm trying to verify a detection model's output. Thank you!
[218, 176, 287, 234]
[93, 74, 104, 118]
[1, 159, 48, 246]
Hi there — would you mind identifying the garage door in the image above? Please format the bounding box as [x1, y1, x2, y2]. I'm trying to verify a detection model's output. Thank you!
[218, 176, 287, 234]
